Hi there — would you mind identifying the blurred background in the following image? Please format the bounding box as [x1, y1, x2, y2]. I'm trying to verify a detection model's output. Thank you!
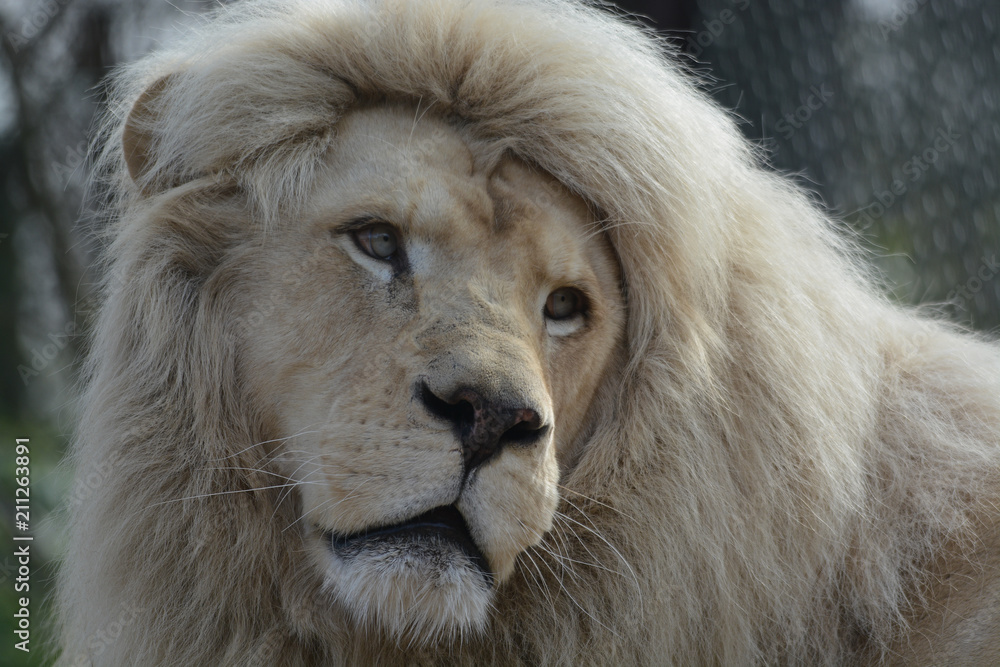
[0, 0, 997, 663]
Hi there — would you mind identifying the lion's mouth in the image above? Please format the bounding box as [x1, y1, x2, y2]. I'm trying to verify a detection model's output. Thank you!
[326, 504, 493, 582]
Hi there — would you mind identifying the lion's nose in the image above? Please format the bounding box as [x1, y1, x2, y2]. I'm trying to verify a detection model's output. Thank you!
[418, 381, 549, 471]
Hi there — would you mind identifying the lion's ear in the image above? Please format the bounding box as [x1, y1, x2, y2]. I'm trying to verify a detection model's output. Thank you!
[122, 75, 173, 191]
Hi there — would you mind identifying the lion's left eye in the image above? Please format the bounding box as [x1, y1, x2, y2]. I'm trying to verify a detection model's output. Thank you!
[545, 288, 585, 320]
[353, 224, 399, 260]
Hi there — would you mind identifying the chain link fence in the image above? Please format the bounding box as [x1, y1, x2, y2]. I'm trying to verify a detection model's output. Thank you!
[678, 0, 1000, 331]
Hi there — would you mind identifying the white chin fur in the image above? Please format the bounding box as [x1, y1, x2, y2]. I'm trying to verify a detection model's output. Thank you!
[324, 537, 493, 645]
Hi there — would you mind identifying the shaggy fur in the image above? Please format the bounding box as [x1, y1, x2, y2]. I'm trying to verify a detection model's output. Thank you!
[60, 0, 1000, 664]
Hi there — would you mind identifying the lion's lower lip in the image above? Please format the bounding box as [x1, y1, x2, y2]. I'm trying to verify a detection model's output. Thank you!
[327, 505, 493, 581]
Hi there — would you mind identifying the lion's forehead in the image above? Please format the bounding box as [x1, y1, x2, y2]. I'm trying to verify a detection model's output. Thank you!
[309, 107, 599, 286]
[331, 105, 477, 177]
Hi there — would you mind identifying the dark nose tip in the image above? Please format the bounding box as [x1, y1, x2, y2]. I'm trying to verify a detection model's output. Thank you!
[418, 381, 549, 470]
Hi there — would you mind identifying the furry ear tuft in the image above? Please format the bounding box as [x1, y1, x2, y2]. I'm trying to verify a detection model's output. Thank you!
[122, 75, 172, 192]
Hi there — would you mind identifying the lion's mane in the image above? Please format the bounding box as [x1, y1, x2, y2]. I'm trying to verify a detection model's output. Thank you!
[59, 0, 1000, 664]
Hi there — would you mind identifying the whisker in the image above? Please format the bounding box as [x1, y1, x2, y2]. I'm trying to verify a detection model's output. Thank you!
[275, 454, 328, 509]
[530, 539, 622, 640]
[285, 477, 375, 531]
[145, 482, 322, 508]
[521, 548, 561, 627]
[552, 507, 644, 615]
[536, 537, 618, 576]
[557, 484, 639, 523]
[208, 426, 322, 462]
[559, 496, 637, 565]
[199, 465, 299, 482]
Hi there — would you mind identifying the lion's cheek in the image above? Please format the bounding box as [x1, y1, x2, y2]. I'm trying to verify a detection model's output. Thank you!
[457, 444, 560, 581]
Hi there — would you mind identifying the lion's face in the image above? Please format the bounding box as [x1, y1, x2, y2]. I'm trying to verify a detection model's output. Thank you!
[237, 105, 625, 641]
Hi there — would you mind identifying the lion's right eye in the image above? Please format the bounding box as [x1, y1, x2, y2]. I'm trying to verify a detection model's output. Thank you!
[545, 288, 586, 320]
[353, 224, 399, 260]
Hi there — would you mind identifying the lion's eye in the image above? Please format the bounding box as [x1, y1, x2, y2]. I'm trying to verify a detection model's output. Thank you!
[545, 288, 585, 320]
[353, 224, 399, 260]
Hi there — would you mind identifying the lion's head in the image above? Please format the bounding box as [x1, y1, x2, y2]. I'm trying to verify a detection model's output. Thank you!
[59, 0, 1000, 664]
[233, 104, 625, 639]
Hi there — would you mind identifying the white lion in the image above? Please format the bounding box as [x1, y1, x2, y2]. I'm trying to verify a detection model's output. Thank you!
[59, 0, 1000, 664]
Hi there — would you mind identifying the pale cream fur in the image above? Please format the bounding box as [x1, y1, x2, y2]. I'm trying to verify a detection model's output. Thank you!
[59, 0, 1000, 665]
